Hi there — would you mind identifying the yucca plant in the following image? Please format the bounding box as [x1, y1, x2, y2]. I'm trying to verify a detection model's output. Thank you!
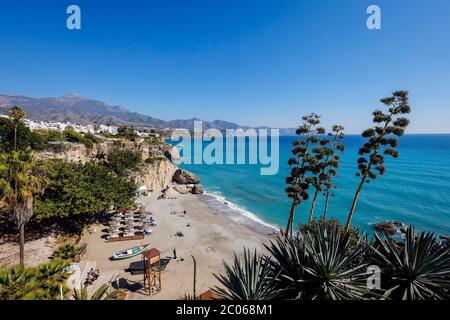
[72, 283, 124, 300]
[267, 223, 372, 300]
[371, 227, 450, 300]
[299, 218, 367, 262]
[212, 249, 282, 300]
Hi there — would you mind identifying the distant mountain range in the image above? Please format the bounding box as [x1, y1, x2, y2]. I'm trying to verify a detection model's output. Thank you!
[0, 93, 295, 135]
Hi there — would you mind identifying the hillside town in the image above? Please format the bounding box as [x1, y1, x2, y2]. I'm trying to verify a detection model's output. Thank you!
[0, 113, 165, 138]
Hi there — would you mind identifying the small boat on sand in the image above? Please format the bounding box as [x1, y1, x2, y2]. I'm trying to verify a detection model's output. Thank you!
[112, 244, 150, 260]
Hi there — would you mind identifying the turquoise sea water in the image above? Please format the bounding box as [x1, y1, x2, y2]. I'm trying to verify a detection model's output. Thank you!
[175, 135, 450, 235]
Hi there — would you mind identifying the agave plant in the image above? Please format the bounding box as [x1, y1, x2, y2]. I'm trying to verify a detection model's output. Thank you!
[72, 283, 124, 300]
[371, 227, 450, 300]
[0, 266, 34, 300]
[212, 248, 282, 300]
[267, 223, 372, 300]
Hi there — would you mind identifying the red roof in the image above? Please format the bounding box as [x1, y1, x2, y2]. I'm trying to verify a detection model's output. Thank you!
[143, 248, 161, 259]
[198, 290, 221, 300]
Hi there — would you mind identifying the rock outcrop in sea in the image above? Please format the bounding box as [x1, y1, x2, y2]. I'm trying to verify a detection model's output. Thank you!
[374, 221, 408, 236]
[172, 169, 200, 184]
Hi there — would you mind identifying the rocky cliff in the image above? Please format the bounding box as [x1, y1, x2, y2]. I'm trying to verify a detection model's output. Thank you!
[35, 142, 109, 164]
[35, 139, 197, 194]
[134, 159, 178, 191]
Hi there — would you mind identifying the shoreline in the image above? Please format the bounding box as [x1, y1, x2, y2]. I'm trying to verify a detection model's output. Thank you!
[77, 191, 271, 299]
[199, 190, 279, 236]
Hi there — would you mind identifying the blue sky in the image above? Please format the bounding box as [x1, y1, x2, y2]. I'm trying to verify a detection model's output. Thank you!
[0, 0, 449, 133]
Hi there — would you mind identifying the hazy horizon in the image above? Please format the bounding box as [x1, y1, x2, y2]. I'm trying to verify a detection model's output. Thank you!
[1, 90, 449, 135]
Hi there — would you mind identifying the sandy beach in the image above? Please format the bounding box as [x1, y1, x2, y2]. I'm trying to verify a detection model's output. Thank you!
[79, 191, 272, 300]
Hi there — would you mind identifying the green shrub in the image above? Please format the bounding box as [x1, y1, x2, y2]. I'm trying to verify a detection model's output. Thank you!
[52, 243, 80, 261]
[106, 149, 143, 175]
[35, 161, 137, 221]
[63, 127, 83, 143]
[117, 126, 138, 140]
[63, 127, 99, 149]
[83, 132, 102, 144]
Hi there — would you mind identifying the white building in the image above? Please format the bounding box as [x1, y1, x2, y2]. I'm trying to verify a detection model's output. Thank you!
[98, 124, 118, 135]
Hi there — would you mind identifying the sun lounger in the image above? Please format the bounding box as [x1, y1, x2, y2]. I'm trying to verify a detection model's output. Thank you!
[105, 234, 144, 243]
[123, 231, 135, 237]
[144, 222, 157, 227]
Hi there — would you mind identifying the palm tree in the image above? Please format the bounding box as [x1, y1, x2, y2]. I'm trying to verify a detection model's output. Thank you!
[34, 259, 72, 299]
[344, 91, 410, 235]
[371, 228, 450, 300]
[72, 283, 124, 300]
[8, 106, 26, 151]
[0, 151, 49, 267]
[213, 249, 282, 300]
[0, 260, 73, 300]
